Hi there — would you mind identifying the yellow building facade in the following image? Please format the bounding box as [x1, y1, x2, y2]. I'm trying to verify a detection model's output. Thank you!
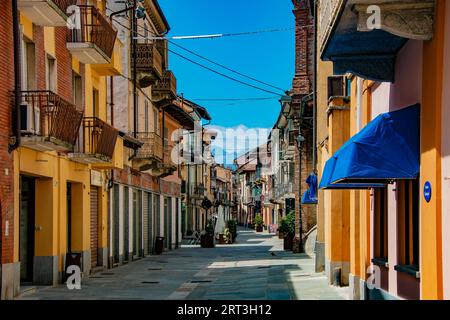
[6, 1, 124, 297]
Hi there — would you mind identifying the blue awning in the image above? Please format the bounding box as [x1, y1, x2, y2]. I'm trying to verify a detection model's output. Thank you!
[320, 104, 420, 189]
[319, 155, 384, 190]
[302, 173, 318, 204]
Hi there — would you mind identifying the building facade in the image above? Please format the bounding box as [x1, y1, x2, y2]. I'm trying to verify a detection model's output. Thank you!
[0, 0, 196, 299]
[316, 0, 448, 300]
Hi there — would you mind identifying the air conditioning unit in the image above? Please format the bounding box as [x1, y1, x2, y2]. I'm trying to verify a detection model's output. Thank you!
[20, 102, 40, 135]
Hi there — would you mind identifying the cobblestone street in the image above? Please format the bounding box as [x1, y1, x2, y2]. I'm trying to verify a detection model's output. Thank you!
[18, 229, 348, 300]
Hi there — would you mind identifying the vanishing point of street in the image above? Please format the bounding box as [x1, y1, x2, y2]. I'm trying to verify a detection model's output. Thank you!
[18, 229, 346, 300]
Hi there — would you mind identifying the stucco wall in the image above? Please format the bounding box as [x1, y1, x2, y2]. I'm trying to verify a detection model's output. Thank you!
[369, 39, 423, 299]
[441, 0, 450, 300]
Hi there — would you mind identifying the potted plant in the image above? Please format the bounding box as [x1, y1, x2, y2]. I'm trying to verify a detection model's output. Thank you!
[223, 228, 233, 244]
[278, 218, 288, 239]
[226, 219, 238, 242]
[200, 219, 215, 248]
[254, 214, 264, 232]
[283, 212, 295, 251]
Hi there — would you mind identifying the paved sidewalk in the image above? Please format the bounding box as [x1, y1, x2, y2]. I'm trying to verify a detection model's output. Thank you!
[18, 228, 348, 300]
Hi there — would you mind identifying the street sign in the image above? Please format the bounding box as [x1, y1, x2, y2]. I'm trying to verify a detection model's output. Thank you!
[424, 181, 432, 203]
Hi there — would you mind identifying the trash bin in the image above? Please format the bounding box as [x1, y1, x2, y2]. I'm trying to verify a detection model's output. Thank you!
[154, 236, 164, 255]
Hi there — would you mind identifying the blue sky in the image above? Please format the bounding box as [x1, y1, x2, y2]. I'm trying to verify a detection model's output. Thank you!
[158, 0, 295, 130]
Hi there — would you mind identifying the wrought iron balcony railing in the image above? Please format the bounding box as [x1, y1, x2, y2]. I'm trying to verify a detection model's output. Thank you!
[18, 0, 78, 26]
[133, 43, 163, 88]
[19, 90, 83, 151]
[71, 117, 118, 163]
[134, 132, 163, 160]
[152, 70, 177, 103]
[275, 183, 294, 199]
[66, 5, 117, 64]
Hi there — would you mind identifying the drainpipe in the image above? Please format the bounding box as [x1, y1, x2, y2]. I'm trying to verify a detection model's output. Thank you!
[312, 0, 318, 171]
[108, 4, 137, 190]
[10, 0, 22, 152]
[132, 1, 138, 140]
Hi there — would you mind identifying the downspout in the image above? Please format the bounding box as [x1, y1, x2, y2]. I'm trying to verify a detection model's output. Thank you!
[312, 0, 318, 171]
[10, 0, 22, 152]
[108, 4, 137, 190]
[132, 0, 138, 141]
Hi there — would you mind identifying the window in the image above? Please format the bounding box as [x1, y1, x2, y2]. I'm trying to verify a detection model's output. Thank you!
[46, 55, 57, 92]
[144, 100, 149, 133]
[22, 40, 36, 90]
[153, 107, 159, 134]
[346, 78, 352, 97]
[93, 89, 99, 118]
[327, 76, 344, 100]
[374, 187, 388, 261]
[164, 127, 169, 148]
[397, 179, 420, 269]
[72, 73, 82, 109]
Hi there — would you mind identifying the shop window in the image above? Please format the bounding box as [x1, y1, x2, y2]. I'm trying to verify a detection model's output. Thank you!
[374, 187, 388, 262]
[396, 180, 420, 272]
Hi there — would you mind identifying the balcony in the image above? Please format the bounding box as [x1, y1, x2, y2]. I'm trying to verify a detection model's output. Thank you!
[191, 184, 206, 200]
[275, 183, 294, 200]
[19, 91, 83, 152]
[133, 43, 163, 88]
[319, 0, 435, 82]
[66, 5, 117, 64]
[18, 0, 77, 26]
[132, 132, 163, 171]
[69, 117, 119, 164]
[152, 70, 177, 105]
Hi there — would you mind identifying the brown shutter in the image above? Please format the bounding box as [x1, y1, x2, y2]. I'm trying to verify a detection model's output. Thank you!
[90, 186, 99, 268]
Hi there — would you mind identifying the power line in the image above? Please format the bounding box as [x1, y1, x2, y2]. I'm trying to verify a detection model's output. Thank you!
[169, 49, 283, 96]
[168, 41, 286, 93]
[191, 97, 279, 101]
[135, 27, 296, 40]
[109, 16, 285, 97]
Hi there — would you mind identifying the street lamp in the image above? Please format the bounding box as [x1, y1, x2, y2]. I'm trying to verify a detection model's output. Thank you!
[279, 94, 305, 254]
[280, 95, 293, 117]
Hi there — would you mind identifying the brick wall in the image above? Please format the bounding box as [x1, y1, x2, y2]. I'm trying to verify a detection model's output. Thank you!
[0, 1, 15, 264]
[292, 0, 315, 95]
[292, 0, 317, 236]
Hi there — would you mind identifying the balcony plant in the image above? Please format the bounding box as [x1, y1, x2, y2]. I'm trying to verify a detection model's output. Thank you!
[200, 219, 215, 248]
[254, 214, 264, 232]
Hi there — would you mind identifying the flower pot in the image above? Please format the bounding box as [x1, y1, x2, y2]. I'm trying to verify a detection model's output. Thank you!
[200, 234, 215, 248]
[219, 234, 227, 244]
[256, 225, 263, 232]
[283, 235, 293, 251]
[278, 232, 285, 239]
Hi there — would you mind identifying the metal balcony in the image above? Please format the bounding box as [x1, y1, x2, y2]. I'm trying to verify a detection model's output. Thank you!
[69, 117, 119, 164]
[18, 0, 77, 26]
[19, 90, 83, 152]
[66, 5, 117, 64]
[152, 70, 177, 105]
[133, 43, 163, 88]
[132, 132, 163, 171]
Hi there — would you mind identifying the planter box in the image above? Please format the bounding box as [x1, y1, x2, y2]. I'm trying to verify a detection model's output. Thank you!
[283, 235, 293, 251]
[256, 225, 263, 232]
[278, 232, 285, 239]
[219, 234, 227, 244]
[200, 234, 215, 248]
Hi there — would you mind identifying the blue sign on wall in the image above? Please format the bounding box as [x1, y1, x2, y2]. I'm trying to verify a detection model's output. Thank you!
[424, 181, 432, 203]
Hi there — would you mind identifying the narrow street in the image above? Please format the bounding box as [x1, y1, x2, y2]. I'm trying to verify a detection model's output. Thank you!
[18, 229, 347, 300]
